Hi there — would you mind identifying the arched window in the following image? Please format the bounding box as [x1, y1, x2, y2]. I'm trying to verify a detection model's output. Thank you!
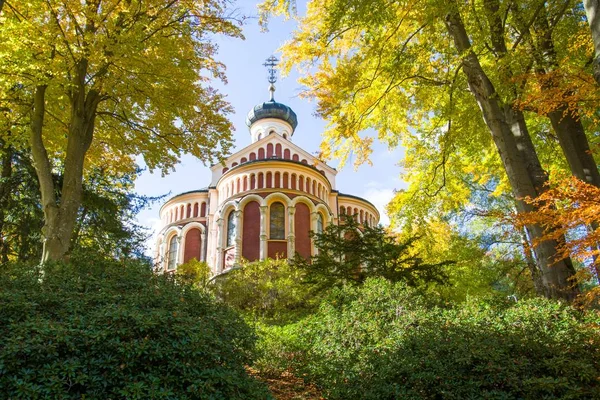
[226, 211, 236, 247]
[317, 213, 324, 234]
[167, 235, 178, 270]
[270, 202, 285, 240]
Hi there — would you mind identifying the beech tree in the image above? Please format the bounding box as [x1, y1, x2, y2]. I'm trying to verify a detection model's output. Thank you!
[0, 1, 240, 261]
[584, 0, 600, 84]
[257, 0, 600, 300]
[444, 1, 577, 300]
[514, 176, 600, 305]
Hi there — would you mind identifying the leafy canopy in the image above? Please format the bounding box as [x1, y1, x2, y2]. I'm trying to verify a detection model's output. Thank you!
[0, 0, 241, 174]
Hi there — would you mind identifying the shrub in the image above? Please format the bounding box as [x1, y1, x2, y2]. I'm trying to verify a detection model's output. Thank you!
[275, 278, 600, 399]
[0, 256, 271, 399]
[176, 258, 212, 287]
[211, 258, 319, 324]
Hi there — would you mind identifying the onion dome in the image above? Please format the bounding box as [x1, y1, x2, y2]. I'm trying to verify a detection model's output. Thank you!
[246, 56, 298, 134]
[245, 99, 298, 132]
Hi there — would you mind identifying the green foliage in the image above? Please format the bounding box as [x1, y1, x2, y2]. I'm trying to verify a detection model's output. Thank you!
[211, 259, 319, 325]
[0, 255, 270, 399]
[293, 217, 452, 291]
[0, 147, 157, 262]
[253, 323, 305, 378]
[176, 258, 212, 288]
[71, 167, 160, 259]
[0, 145, 43, 262]
[268, 278, 600, 399]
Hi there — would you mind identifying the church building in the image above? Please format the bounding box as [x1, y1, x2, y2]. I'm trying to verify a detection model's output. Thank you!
[154, 58, 379, 275]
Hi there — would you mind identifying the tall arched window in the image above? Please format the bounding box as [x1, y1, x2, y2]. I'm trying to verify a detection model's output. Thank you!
[226, 211, 236, 247]
[317, 213, 324, 234]
[167, 235, 178, 270]
[270, 202, 285, 239]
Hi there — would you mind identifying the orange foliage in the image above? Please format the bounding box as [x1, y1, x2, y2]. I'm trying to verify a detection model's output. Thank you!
[516, 177, 600, 265]
[514, 177, 600, 306]
[515, 69, 600, 122]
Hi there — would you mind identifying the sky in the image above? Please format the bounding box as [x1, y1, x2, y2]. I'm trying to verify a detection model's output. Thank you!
[133, 0, 407, 254]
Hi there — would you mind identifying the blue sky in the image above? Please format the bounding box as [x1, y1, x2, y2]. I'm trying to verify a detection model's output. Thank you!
[133, 0, 407, 253]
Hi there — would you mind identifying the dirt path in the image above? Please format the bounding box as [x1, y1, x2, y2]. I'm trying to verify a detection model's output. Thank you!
[248, 368, 323, 400]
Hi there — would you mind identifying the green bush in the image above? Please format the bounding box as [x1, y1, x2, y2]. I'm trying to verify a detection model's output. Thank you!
[272, 278, 600, 399]
[211, 259, 319, 325]
[0, 256, 271, 399]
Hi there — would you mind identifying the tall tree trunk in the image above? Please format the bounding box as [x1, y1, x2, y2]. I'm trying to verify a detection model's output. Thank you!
[584, 0, 600, 85]
[30, 84, 63, 262]
[530, 4, 600, 281]
[445, 4, 578, 301]
[530, 5, 600, 187]
[30, 60, 98, 262]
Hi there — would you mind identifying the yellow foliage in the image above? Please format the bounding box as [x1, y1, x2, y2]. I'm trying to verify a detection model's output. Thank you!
[0, 0, 241, 175]
[176, 258, 212, 287]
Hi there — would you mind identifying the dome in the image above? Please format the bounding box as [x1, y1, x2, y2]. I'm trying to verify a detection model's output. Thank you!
[245, 100, 298, 132]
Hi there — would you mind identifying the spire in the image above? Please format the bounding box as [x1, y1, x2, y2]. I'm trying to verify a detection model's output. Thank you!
[263, 55, 279, 101]
[246, 55, 297, 142]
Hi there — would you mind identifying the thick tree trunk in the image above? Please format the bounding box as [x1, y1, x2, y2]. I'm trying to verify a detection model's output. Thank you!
[530, 4, 600, 281]
[445, 5, 578, 301]
[584, 0, 600, 85]
[30, 60, 98, 262]
[529, 5, 600, 187]
[547, 110, 600, 186]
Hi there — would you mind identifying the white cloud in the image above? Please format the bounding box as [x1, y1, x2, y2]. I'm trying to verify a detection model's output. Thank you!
[362, 185, 395, 226]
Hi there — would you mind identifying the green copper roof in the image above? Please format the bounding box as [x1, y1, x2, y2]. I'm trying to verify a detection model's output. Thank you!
[245, 100, 298, 131]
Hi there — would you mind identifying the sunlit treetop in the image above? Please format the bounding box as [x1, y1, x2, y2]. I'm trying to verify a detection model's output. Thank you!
[0, 0, 243, 175]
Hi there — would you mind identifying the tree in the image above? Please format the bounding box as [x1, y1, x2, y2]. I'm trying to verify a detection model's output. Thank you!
[293, 217, 451, 291]
[0, 145, 44, 262]
[0, 145, 157, 262]
[584, 0, 600, 84]
[488, 1, 600, 190]
[514, 176, 600, 305]
[444, 1, 577, 300]
[0, 1, 241, 261]
[259, 0, 587, 300]
[71, 167, 159, 259]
